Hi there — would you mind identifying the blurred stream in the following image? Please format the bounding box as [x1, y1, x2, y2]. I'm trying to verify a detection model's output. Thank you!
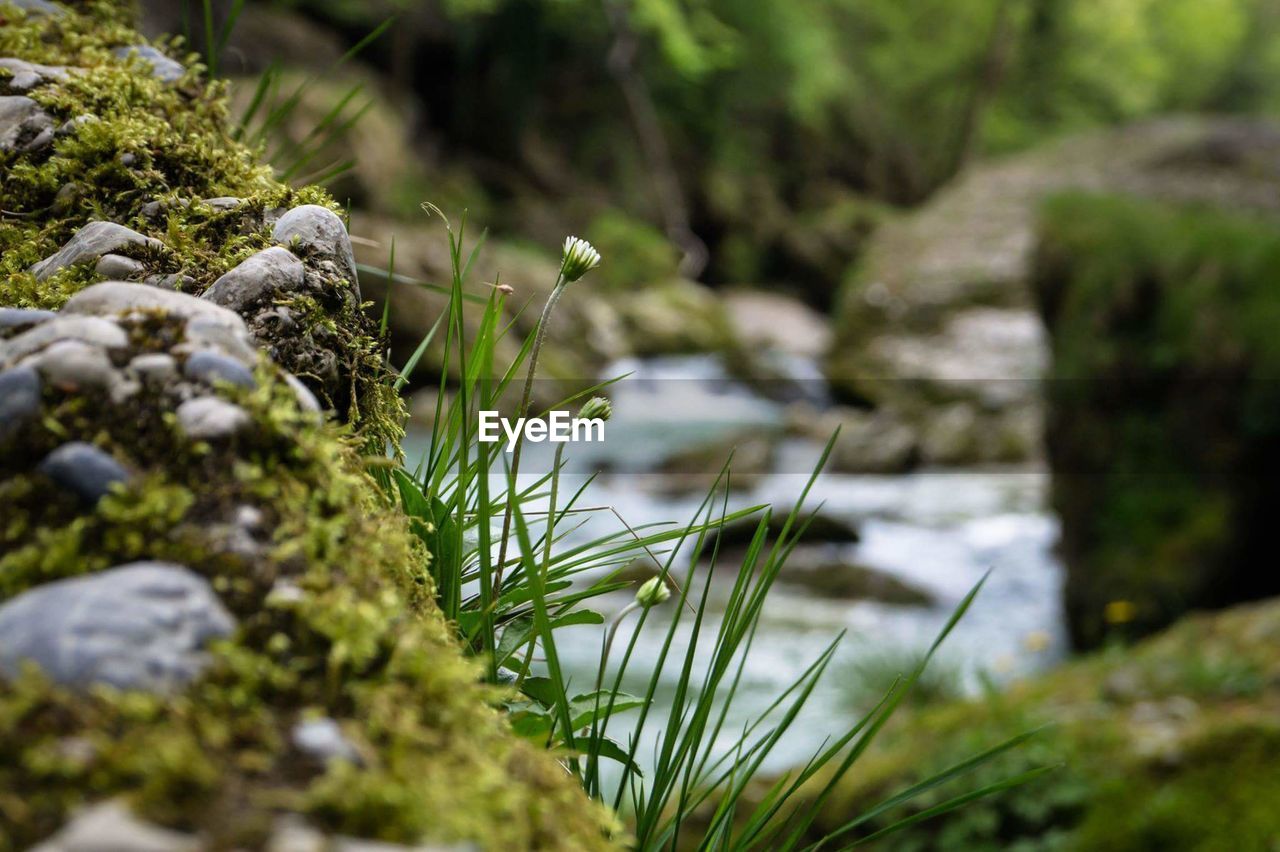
[405, 355, 1066, 774]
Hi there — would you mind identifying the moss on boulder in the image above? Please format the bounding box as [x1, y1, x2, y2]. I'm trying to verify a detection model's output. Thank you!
[0, 2, 617, 848]
[792, 598, 1280, 850]
[1034, 193, 1280, 649]
[825, 117, 1280, 470]
[0, 0, 401, 450]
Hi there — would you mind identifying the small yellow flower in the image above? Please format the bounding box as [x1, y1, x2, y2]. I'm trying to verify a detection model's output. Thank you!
[561, 236, 602, 282]
[1023, 630, 1051, 653]
[1104, 599, 1137, 625]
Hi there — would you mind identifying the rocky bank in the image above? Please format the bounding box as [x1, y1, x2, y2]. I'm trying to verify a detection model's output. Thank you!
[0, 2, 615, 848]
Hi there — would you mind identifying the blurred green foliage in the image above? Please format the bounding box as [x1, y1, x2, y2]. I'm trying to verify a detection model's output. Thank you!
[269, 0, 1280, 290]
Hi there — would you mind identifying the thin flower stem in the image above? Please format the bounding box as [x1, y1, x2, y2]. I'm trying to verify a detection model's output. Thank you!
[596, 601, 642, 694]
[494, 273, 567, 597]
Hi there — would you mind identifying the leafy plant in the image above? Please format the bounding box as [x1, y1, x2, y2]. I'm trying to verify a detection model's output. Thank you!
[381, 210, 1047, 848]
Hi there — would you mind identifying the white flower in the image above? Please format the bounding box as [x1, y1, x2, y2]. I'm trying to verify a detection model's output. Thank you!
[635, 576, 670, 608]
[578, 396, 612, 422]
[561, 236, 602, 282]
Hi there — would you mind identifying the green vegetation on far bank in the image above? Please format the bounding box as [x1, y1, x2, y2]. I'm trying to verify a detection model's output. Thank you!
[790, 596, 1280, 850]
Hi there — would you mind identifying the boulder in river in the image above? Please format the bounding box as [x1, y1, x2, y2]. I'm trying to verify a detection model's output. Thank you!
[827, 117, 1280, 469]
[1034, 187, 1280, 648]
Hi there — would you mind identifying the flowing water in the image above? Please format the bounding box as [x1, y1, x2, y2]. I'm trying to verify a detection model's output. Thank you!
[406, 355, 1066, 773]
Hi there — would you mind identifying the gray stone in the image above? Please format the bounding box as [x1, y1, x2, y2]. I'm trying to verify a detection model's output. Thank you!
[63, 281, 243, 328]
[0, 562, 235, 693]
[57, 114, 97, 137]
[790, 405, 919, 474]
[266, 579, 305, 606]
[267, 817, 326, 852]
[265, 819, 475, 852]
[272, 204, 360, 295]
[113, 45, 185, 83]
[291, 716, 362, 765]
[0, 94, 55, 153]
[177, 396, 250, 440]
[0, 306, 55, 331]
[203, 196, 244, 211]
[184, 349, 256, 389]
[724, 291, 832, 359]
[37, 442, 129, 504]
[28, 800, 200, 852]
[142, 272, 193, 289]
[234, 504, 264, 530]
[861, 308, 1047, 410]
[285, 373, 322, 413]
[94, 253, 146, 279]
[51, 182, 81, 211]
[24, 124, 54, 152]
[2, 315, 128, 361]
[183, 313, 258, 364]
[0, 366, 41, 441]
[203, 246, 305, 312]
[0, 58, 69, 92]
[30, 222, 164, 281]
[8, 0, 65, 16]
[208, 503, 267, 560]
[23, 339, 117, 391]
[127, 352, 176, 382]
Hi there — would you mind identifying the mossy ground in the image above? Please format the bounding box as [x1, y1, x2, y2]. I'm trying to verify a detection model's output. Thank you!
[789, 598, 1280, 850]
[0, 0, 402, 450]
[1033, 193, 1280, 648]
[0, 305, 617, 852]
[0, 2, 618, 848]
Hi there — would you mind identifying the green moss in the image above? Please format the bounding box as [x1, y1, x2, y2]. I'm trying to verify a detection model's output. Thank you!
[0, 316, 618, 849]
[790, 599, 1280, 850]
[0, 0, 402, 450]
[0, 3, 616, 848]
[1033, 193, 1280, 648]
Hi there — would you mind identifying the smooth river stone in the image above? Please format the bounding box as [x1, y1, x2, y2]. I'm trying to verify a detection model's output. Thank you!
[0, 562, 235, 693]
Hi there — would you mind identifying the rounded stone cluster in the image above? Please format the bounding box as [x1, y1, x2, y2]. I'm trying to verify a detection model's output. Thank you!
[0, 281, 320, 448]
[0, 281, 325, 702]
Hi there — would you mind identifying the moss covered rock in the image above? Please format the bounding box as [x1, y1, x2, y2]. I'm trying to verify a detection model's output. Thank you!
[0, 0, 401, 450]
[792, 597, 1280, 850]
[826, 117, 1280, 469]
[1034, 193, 1280, 649]
[0, 2, 617, 848]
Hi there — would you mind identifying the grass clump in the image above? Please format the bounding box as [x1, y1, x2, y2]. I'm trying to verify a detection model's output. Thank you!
[382, 213, 1045, 850]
